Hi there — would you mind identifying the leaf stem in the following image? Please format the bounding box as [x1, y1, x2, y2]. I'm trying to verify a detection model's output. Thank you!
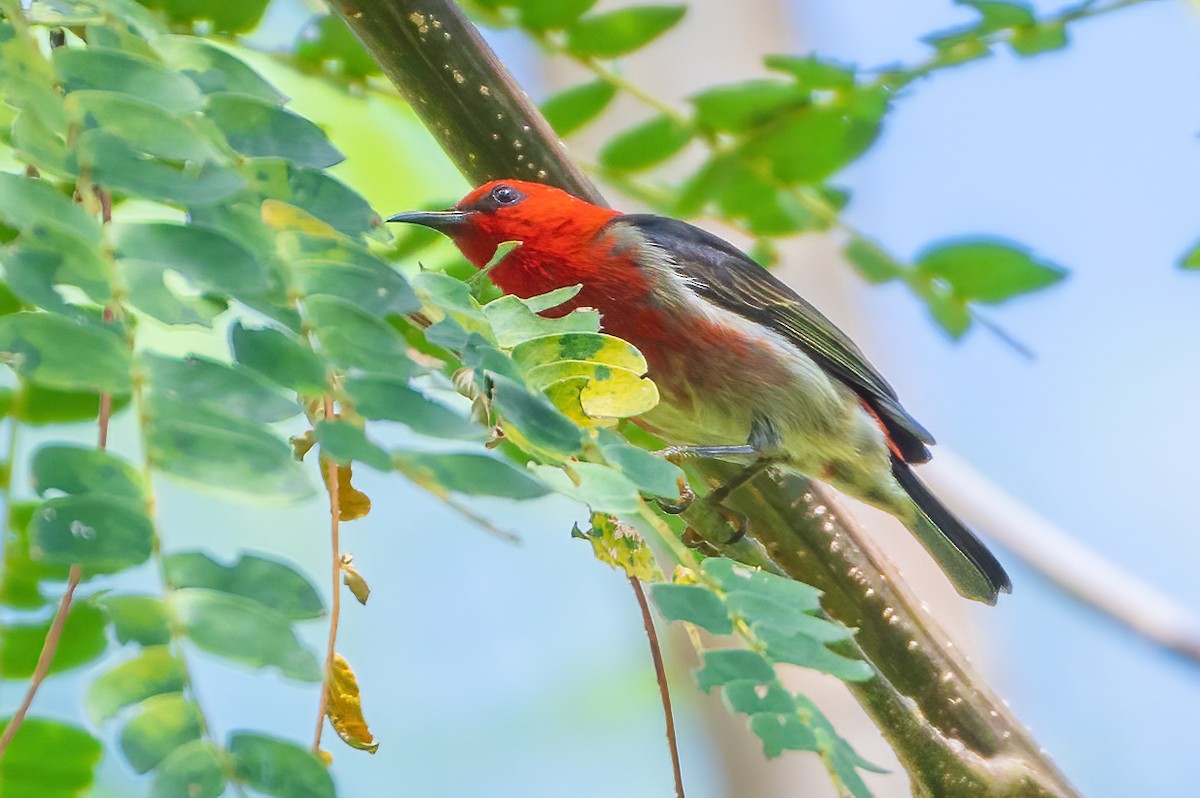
[313, 396, 342, 753]
[628, 576, 685, 798]
[0, 564, 83, 759]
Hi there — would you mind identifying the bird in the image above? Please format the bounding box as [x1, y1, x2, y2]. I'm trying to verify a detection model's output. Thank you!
[388, 179, 1011, 604]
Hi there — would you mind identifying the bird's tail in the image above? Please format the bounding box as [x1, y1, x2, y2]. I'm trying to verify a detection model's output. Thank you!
[891, 457, 1012, 604]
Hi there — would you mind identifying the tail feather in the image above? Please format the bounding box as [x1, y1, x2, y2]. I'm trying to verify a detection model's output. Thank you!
[891, 457, 1012, 604]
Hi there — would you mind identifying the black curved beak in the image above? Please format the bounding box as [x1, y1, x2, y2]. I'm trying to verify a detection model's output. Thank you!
[385, 209, 476, 234]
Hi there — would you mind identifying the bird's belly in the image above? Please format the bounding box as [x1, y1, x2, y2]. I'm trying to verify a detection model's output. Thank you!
[628, 310, 855, 465]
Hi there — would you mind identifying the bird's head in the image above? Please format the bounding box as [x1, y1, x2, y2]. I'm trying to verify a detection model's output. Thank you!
[387, 179, 618, 269]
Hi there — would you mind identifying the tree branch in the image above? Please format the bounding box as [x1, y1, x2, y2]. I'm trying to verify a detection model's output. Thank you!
[329, 1, 1079, 794]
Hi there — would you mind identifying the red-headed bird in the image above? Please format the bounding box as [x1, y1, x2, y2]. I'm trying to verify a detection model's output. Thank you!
[389, 179, 1011, 604]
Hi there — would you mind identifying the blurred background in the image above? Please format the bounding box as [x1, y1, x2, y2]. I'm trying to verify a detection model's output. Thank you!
[9, 0, 1200, 796]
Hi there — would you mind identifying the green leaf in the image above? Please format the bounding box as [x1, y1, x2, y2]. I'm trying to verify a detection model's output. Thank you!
[695, 649, 777, 692]
[316, 420, 393, 471]
[0, 313, 130, 394]
[530, 461, 641, 514]
[250, 160, 380, 238]
[304, 294, 412, 374]
[119, 693, 204, 774]
[0, 502, 68, 609]
[164, 552, 324, 621]
[752, 97, 884, 184]
[566, 5, 686, 58]
[755, 624, 873, 681]
[541, 80, 617, 136]
[121, 261, 229, 327]
[294, 15, 381, 80]
[489, 373, 582, 458]
[725, 592, 852, 644]
[763, 55, 856, 90]
[207, 93, 343, 169]
[78, 129, 245, 206]
[650, 583, 733, 634]
[393, 452, 549, 499]
[750, 712, 819, 757]
[721, 680, 796, 715]
[115, 221, 268, 298]
[100, 595, 172, 646]
[0, 600, 108, 678]
[295, 258, 420, 318]
[845, 237, 901, 284]
[66, 90, 221, 162]
[1010, 22, 1068, 56]
[922, 288, 972, 339]
[229, 732, 335, 798]
[344, 376, 479, 439]
[150, 741, 225, 798]
[31, 444, 143, 500]
[53, 48, 204, 114]
[0, 172, 99, 241]
[4, 224, 112, 313]
[958, 0, 1034, 30]
[0, 718, 101, 798]
[701, 558, 823, 611]
[1181, 240, 1200, 270]
[156, 35, 286, 102]
[915, 238, 1066, 302]
[86, 647, 186, 723]
[1, 590, 105, 672]
[482, 291, 599, 348]
[146, 397, 312, 502]
[595, 429, 682, 497]
[598, 114, 693, 171]
[143, 353, 300, 424]
[517, 0, 596, 29]
[171, 588, 322, 681]
[154, 0, 271, 34]
[230, 322, 328, 395]
[30, 495, 153, 572]
[692, 80, 806, 133]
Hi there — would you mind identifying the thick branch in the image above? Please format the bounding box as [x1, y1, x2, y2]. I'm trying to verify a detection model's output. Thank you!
[329, 2, 1078, 795]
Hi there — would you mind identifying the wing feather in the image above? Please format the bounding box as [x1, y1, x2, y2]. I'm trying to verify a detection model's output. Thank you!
[618, 214, 934, 462]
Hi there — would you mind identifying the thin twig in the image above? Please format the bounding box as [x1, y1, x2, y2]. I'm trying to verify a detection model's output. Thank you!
[0, 564, 83, 758]
[313, 396, 342, 752]
[923, 450, 1200, 665]
[629, 576, 685, 798]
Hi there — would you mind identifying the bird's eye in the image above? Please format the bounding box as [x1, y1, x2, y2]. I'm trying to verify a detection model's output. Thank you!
[491, 184, 520, 205]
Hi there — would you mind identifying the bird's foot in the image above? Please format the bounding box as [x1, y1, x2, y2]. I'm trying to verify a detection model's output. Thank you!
[655, 476, 696, 514]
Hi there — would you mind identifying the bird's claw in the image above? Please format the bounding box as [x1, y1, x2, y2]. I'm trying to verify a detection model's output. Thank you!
[715, 504, 749, 545]
[655, 476, 696, 514]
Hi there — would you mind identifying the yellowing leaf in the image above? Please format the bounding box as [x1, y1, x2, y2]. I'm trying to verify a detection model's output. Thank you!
[572, 514, 657, 581]
[327, 653, 378, 754]
[340, 554, 370, 605]
[261, 199, 341, 238]
[324, 464, 371, 522]
[510, 332, 647, 373]
[580, 368, 658, 418]
[542, 377, 597, 427]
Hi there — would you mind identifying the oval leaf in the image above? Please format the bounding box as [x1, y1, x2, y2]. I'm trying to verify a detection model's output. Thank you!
[566, 5, 686, 58]
[598, 114, 694, 171]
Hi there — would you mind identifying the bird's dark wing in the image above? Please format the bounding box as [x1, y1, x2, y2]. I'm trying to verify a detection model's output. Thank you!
[619, 213, 934, 462]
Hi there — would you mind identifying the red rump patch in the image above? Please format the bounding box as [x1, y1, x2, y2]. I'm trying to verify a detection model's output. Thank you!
[859, 399, 905, 460]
